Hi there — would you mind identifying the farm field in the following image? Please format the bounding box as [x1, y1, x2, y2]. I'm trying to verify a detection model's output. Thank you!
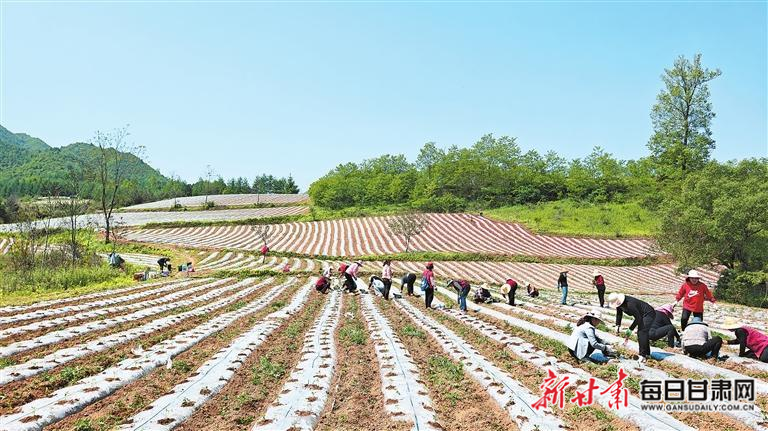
[122, 193, 309, 210]
[0, 206, 308, 233]
[123, 213, 657, 259]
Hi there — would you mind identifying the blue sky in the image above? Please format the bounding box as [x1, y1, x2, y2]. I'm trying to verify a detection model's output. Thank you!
[1, 1, 766, 190]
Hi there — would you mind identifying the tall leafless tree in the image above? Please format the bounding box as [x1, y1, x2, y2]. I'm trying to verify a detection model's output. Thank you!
[94, 127, 143, 244]
[251, 224, 271, 262]
[387, 213, 430, 253]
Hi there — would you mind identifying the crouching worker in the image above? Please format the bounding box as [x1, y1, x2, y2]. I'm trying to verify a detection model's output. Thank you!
[608, 292, 654, 365]
[342, 260, 363, 293]
[473, 283, 494, 304]
[315, 275, 331, 294]
[370, 275, 390, 300]
[567, 310, 614, 364]
[401, 273, 417, 297]
[447, 279, 471, 312]
[724, 318, 768, 362]
[683, 317, 726, 361]
[650, 303, 681, 348]
[525, 281, 539, 298]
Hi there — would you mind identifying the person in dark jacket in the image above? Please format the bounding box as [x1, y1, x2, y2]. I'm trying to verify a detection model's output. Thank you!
[401, 273, 417, 296]
[448, 279, 471, 312]
[608, 292, 655, 364]
[592, 269, 606, 308]
[557, 271, 569, 305]
[473, 283, 493, 304]
[501, 278, 518, 306]
[649, 303, 681, 348]
[157, 257, 171, 272]
[526, 281, 539, 298]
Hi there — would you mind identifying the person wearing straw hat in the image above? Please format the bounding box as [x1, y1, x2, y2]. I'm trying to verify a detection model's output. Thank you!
[724, 318, 768, 363]
[608, 292, 655, 364]
[650, 303, 681, 348]
[557, 270, 569, 305]
[567, 310, 614, 363]
[675, 269, 716, 330]
[682, 316, 726, 361]
[592, 269, 607, 308]
[500, 278, 518, 306]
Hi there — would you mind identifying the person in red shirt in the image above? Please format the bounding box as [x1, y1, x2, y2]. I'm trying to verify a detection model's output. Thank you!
[592, 269, 606, 308]
[675, 270, 715, 330]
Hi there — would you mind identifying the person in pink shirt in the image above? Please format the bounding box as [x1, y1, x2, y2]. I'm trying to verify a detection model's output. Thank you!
[725, 318, 768, 363]
[382, 260, 393, 297]
[343, 260, 363, 293]
[675, 269, 715, 330]
[422, 262, 435, 309]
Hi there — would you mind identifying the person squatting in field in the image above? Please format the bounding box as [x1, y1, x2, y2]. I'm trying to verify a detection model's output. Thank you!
[447, 279, 471, 312]
[682, 316, 726, 361]
[526, 281, 539, 298]
[500, 278, 518, 306]
[592, 269, 606, 308]
[650, 303, 681, 348]
[422, 262, 435, 309]
[568, 310, 615, 364]
[676, 269, 715, 330]
[724, 318, 768, 363]
[609, 292, 654, 365]
[473, 283, 494, 304]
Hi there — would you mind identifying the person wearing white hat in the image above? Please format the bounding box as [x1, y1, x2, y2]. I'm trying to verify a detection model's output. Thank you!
[608, 292, 655, 364]
[724, 318, 768, 363]
[567, 310, 613, 363]
[592, 269, 606, 308]
[682, 316, 726, 361]
[675, 269, 716, 330]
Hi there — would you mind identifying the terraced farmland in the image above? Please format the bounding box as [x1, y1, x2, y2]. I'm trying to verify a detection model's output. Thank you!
[124, 213, 656, 258]
[123, 193, 309, 210]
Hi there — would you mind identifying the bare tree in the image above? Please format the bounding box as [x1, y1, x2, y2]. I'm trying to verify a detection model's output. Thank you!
[63, 160, 90, 266]
[93, 127, 143, 244]
[251, 224, 271, 262]
[204, 165, 216, 206]
[387, 213, 430, 253]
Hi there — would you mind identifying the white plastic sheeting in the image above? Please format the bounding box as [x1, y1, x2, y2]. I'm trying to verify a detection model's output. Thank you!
[360, 293, 440, 431]
[436, 301, 693, 431]
[392, 294, 564, 431]
[0, 278, 274, 385]
[252, 289, 342, 431]
[0, 278, 241, 357]
[0, 278, 297, 431]
[120, 278, 317, 430]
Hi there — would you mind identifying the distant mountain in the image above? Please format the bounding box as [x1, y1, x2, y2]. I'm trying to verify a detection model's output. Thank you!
[0, 124, 169, 203]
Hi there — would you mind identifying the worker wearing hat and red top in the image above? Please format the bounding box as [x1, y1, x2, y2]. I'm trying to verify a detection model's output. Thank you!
[675, 270, 715, 330]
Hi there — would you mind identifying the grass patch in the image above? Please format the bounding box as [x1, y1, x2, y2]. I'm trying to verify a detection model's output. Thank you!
[339, 323, 366, 346]
[0, 357, 17, 369]
[226, 300, 248, 312]
[401, 324, 426, 339]
[485, 199, 658, 238]
[427, 355, 465, 406]
[172, 360, 193, 373]
[250, 356, 286, 386]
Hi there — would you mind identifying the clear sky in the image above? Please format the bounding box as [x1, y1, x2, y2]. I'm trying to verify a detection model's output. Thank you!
[1, 1, 766, 191]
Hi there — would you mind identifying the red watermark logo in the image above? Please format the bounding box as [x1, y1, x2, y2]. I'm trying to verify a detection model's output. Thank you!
[532, 368, 629, 411]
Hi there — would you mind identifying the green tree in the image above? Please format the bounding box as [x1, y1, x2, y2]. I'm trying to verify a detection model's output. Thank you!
[655, 159, 768, 272]
[648, 54, 721, 178]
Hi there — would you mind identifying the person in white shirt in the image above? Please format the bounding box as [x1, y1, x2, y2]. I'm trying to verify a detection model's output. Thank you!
[567, 310, 613, 364]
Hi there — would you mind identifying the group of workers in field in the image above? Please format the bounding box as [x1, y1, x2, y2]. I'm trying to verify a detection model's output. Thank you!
[315, 260, 768, 369]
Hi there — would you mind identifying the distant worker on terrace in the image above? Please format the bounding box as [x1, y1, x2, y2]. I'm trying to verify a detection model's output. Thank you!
[592, 269, 606, 308]
[422, 262, 435, 309]
[557, 270, 569, 305]
[568, 310, 614, 364]
[675, 270, 716, 330]
[724, 318, 768, 363]
[500, 278, 518, 306]
[608, 292, 654, 365]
